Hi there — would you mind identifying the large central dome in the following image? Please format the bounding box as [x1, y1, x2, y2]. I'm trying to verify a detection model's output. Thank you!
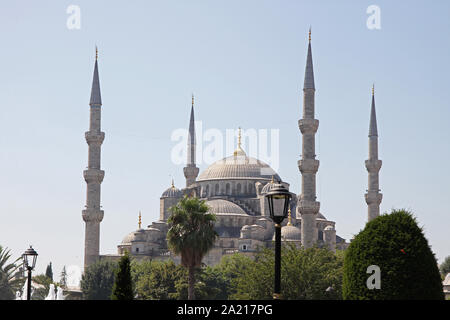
[197, 152, 281, 181]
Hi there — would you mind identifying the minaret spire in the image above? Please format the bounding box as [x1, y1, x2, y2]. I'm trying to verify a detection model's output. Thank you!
[365, 86, 382, 221]
[89, 49, 102, 107]
[183, 94, 199, 187]
[82, 48, 105, 269]
[369, 84, 378, 137]
[304, 29, 315, 90]
[298, 30, 320, 248]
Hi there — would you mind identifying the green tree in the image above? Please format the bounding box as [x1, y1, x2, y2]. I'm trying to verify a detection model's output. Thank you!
[45, 262, 53, 282]
[440, 256, 450, 278]
[0, 246, 23, 300]
[198, 266, 229, 300]
[111, 253, 133, 300]
[60, 266, 67, 289]
[229, 245, 343, 300]
[167, 196, 218, 300]
[343, 209, 444, 300]
[80, 259, 116, 300]
[133, 259, 185, 300]
[174, 265, 229, 300]
[215, 253, 254, 298]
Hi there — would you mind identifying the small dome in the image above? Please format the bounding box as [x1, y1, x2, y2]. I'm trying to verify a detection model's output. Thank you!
[280, 225, 301, 241]
[121, 232, 136, 245]
[206, 199, 247, 216]
[121, 228, 145, 245]
[161, 183, 182, 198]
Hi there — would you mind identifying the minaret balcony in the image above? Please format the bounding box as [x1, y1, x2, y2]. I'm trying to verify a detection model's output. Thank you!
[82, 208, 104, 223]
[365, 159, 382, 172]
[83, 169, 105, 183]
[365, 191, 383, 205]
[298, 159, 319, 173]
[298, 119, 319, 134]
[298, 199, 320, 215]
[85, 131, 105, 144]
[183, 166, 199, 178]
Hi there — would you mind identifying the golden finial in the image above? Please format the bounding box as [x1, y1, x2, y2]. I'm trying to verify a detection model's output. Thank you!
[271, 175, 274, 183]
[138, 211, 142, 229]
[308, 27, 311, 42]
[171, 178, 175, 189]
[192, 93, 194, 107]
[95, 46, 98, 60]
[372, 83, 375, 96]
[233, 127, 246, 156]
[238, 127, 242, 149]
[287, 207, 292, 226]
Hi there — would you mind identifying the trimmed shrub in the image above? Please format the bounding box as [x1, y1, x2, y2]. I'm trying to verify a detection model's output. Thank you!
[343, 209, 444, 300]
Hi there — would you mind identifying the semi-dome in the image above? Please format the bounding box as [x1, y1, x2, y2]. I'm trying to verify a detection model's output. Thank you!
[206, 199, 247, 216]
[197, 153, 281, 181]
[161, 182, 182, 198]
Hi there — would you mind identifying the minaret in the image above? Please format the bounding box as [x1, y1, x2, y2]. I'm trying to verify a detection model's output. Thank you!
[183, 94, 199, 187]
[298, 29, 320, 248]
[82, 47, 105, 269]
[365, 85, 382, 221]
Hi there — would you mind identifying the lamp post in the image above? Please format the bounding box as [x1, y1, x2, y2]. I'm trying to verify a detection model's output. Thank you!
[265, 183, 291, 299]
[22, 246, 38, 300]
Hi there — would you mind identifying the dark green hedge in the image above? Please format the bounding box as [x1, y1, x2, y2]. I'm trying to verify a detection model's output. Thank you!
[343, 209, 444, 300]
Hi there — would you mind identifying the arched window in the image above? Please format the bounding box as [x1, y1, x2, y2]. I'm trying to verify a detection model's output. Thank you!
[215, 184, 219, 195]
[206, 185, 209, 196]
[237, 183, 241, 194]
[226, 183, 230, 195]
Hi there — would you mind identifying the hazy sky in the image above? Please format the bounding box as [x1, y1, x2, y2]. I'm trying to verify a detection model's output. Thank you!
[1, 0, 449, 279]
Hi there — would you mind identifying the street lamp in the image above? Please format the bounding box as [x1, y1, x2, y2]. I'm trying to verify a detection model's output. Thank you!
[265, 183, 291, 299]
[22, 246, 38, 300]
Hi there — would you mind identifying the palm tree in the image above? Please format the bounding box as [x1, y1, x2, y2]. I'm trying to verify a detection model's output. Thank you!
[167, 195, 218, 300]
[0, 245, 23, 300]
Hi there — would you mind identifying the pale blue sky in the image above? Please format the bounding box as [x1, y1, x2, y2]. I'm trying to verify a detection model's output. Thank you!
[1, 1, 449, 278]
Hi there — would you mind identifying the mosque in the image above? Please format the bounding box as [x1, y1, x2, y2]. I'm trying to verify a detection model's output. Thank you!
[81, 32, 382, 268]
